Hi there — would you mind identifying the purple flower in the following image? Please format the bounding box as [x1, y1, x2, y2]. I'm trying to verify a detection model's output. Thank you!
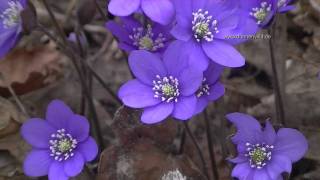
[106, 17, 172, 54]
[171, 0, 245, 69]
[21, 100, 98, 180]
[0, 0, 26, 59]
[118, 41, 203, 124]
[240, 0, 277, 28]
[277, 0, 296, 13]
[227, 113, 308, 180]
[108, 0, 175, 25]
[194, 62, 225, 115]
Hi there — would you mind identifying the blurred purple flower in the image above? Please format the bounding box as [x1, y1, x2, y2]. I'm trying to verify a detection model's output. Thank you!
[106, 17, 172, 54]
[171, 0, 245, 69]
[239, 0, 278, 29]
[108, 0, 175, 25]
[227, 113, 308, 180]
[118, 41, 203, 124]
[21, 100, 98, 180]
[194, 62, 225, 115]
[0, 0, 26, 59]
[277, 0, 296, 13]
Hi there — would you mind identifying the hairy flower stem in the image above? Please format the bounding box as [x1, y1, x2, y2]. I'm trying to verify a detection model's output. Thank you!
[40, 0, 105, 149]
[268, 27, 286, 126]
[204, 110, 219, 180]
[183, 122, 210, 179]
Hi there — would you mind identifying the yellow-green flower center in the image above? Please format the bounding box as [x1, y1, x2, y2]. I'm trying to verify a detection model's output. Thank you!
[0, 1, 23, 28]
[250, 2, 272, 25]
[251, 148, 267, 164]
[162, 84, 176, 97]
[57, 139, 73, 153]
[139, 36, 154, 51]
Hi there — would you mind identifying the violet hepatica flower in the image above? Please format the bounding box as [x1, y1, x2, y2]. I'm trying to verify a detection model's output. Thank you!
[21, 100, 98, 180]
[194, 62, 225, 115]
[240, 0, 277, 29]
[171, 0, 245, 69]
[0, 0, 26, 59]
[106, 17, 171, 54]
[227, 113, 308, 180]
[277, 0, 296, 13]
[118, 41, 203, 124]
[108, 0, 175, 25]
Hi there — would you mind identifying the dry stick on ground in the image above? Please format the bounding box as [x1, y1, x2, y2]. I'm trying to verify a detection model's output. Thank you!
[204, 110, 219, 180]
[183, 122, 210, 179]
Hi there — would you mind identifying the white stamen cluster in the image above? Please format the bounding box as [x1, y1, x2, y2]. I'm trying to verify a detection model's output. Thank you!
[192, 9, 219, 42]
[129, 24, 166, 51]
[0, 1, 23, 28]
[49, 129, 78, 162]
[153, 75, 180, 103]
[250, 2, 272, 25]
[161, 169, 187, 180]
[245, 142, 274, 169]
[277, 0, 287, 8]
[196, 78, 210, 98]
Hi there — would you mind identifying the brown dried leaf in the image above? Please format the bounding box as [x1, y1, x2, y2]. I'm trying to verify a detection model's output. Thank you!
[0, 42, 66, 97]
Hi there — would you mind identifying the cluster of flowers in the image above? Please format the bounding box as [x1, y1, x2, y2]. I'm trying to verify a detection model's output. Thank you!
[0, 0, 307, 180]
[107, 0, 308, 179]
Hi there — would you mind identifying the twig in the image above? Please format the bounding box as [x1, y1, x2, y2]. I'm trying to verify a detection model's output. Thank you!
[92, 0, 108, 21]
[268, 27, 286, 126]
[0, 73, 29, 117]
[39, 0, 105, 148]
[183, 122, 209, 179]
[204, 110, 219, 180]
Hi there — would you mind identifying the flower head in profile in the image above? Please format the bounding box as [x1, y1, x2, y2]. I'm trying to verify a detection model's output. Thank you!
[194, 62, 225, 115]
[106, 17, 172, 54]
[0, 0, 26, 59]
[277, 0, 296, 13]
[227, 113, 308, 180]
[21, 100, 98, 180]
[171, 0, 246, 69]
[118, 41, 203, 124]
[108, 0, 175, 25]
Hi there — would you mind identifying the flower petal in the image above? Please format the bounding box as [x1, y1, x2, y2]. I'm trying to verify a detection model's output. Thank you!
[202, 40, 245, 67]
[46, 100, 74, 129]
[78, 137, 98, 161]
[64, 153, 85, 177]
[231, 162, 252, 179]
[186, 41, 209, 71]
[163, 40, 189, 77]
[274, 128, 308, 162]
[141, 0, 174, 25]
[49, 162, 69, 180]
[23, 150, 52, 177]
[108, 0, 140, 16]
[204, 62, 224, 85]
[67, 115, 89, 142]
[228, 155, 247, 164]
[253, 169, 270, 180]
[105, 21, 131, 43]
[21, 118, 56, 148]
[179, 67, 203, 96]
[207, 82, 225, 101]
[141, 103, 174, 124]
[172, 95, 197, 120]
[226, 112, 262, 144]
[129, 50, 167, 85]
[171, 25, 192, 42]
[267, 155, 292, 180]
[194, 97, 209, 115]
[118, 79, 160, 108]
[262, 120, 276, 145]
